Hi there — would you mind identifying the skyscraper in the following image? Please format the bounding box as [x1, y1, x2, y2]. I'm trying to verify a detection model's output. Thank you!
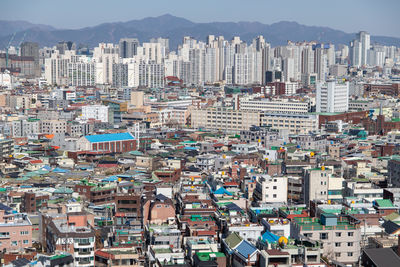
[350, 31, 370, 67]
[316, 79, 349, 113]
[119, 38, 139, 58]
[357, 31, 370, 66]
[150, 37, 170, 54]
[56, 41, 76, 54]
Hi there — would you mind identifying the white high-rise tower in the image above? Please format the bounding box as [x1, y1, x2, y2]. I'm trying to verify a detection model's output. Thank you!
[316, 79, 349, 113]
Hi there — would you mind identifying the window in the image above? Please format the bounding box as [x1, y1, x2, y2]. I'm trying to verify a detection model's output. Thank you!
[335, 242, 341, 247]
[348, 252, 353, 257]
[348, 232, 354, 237]
[336, 232, 341, 237]
[273, 194, 277, 198]
[273, 186, 277, 190]
[335, 253, 341, 258]
[320, 233, 328, 240]
[348, 242, 353, 247]
[20, 231, 29, 235]
[23, 240, 29, 244]
[11, 241, 17, 246]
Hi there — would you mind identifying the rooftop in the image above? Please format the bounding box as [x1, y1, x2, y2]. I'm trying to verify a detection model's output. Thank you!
[196, 252, 225, 261]
[84, 132, 135, 143]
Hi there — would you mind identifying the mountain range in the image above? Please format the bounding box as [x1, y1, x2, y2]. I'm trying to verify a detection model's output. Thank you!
[1, 14, 399, 50]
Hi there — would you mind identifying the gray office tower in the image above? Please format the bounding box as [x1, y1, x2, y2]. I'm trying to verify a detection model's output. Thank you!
[56, 41, 76, 54]
[119, 38, 139, 58]
[150, 37, 170, 54]
[20, 42, 40, 77]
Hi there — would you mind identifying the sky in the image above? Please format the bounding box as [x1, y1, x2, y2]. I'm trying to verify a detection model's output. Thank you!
[2, 0, 400, 37]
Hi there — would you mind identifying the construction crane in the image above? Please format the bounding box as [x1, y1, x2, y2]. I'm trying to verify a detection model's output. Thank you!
[5, 32, 16, 70]
[18, 32, 27, 55]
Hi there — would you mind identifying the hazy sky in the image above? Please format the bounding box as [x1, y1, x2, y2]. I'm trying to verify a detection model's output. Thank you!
[2, 0, 400, 37]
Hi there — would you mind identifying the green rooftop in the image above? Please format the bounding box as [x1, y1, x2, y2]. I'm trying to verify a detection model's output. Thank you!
[196, 252, 225, 261]
[384, 212, 400, 222]
[320, 209, 342, 214]
[50, 254, 70, 260]
[279, 207, 306, 215]
[224, 232, 242, 248]
[153, 247, 173, 254]
[190, 215, 214, 222]
[375, 199, 395, 208]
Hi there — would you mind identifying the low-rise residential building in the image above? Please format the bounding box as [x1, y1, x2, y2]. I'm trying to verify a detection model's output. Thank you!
[260, 113, 319, 134]
[76, 132, 137, 152]
[191, 108, 261, 132]
[291, 214, 362, 265]
[254, 175, 288, 204]
[0, 210, 32, 252]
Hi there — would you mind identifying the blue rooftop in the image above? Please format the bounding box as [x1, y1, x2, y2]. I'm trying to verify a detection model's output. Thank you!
[235, 240, 258, 259]
[214, 187, 233, 196]
[85, 132, 135, 143]
[261, 231, 280, 243]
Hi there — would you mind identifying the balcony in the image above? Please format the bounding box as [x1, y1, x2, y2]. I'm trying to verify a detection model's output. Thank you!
[78, 241, 91, 246]
[78, 260, 91, 265]
[78, 251, 92, 255]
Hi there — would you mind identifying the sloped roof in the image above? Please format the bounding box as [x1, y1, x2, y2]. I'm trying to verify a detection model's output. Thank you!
[384, 212, 400, 222]
[363, 248, 400, 266]
[225, 232, 242, 248]
[375, 199, 395, 208]
[52, 167, 70, 173]
[11, 258, 30, 267]
[226, 203, 243, 212]
[54, 187, 73, 194]
[382, 220, 400, 235]
[214, 187, 233, 196]
[261, 231, 280, 243]
[155, 194, 169, 201]
[235, 239, 258, 259]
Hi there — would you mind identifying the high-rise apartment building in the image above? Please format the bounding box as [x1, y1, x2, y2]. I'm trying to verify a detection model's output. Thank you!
[358, 31, 370, 66]
[350, 31, 370, 67]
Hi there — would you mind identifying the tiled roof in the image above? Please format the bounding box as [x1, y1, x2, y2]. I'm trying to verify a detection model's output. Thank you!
[235, 239, 258, 259]
[382, 220, 400, 235]
[384, 212, 400, 222]
[375, 199, 395, 208]
[225, 232, 242, 248]
[364, 248, 400, 266]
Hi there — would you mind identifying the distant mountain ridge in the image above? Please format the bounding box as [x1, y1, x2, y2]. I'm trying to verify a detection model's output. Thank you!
[1, 14, 399, 49]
